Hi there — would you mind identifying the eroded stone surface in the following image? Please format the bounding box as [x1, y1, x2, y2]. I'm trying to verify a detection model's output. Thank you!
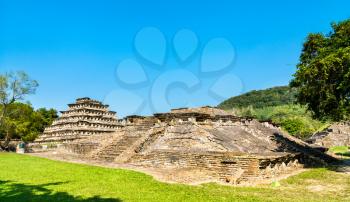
[308, 122, 350, 148]
[31, 101, 338, 185]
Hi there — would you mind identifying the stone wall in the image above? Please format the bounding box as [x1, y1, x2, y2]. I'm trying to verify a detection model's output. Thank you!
[257, 154, 302, 179]
[26, 142, 64, 153]
[130, 150, 301, 183]
[63, 142, 100, 155]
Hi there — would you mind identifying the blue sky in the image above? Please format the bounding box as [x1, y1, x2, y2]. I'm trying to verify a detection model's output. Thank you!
[0, 0, 349, 117]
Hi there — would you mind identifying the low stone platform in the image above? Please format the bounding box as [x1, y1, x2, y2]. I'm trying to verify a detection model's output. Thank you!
[30, 102, 338, 185]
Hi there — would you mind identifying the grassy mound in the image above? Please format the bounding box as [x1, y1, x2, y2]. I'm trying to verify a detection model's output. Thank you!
[0, 153, 349, 202]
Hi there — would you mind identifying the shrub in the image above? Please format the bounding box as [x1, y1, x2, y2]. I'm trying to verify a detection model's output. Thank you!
[280, 118, 314, 138]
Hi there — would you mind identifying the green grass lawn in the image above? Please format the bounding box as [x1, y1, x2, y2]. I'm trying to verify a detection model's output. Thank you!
[329, 146, 350, 157]
[0, 153, 349, 202]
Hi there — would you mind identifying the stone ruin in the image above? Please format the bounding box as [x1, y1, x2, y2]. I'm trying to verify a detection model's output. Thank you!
[35, 97, 121, 143]
[307, 122, 350, 148]
[31, 98, 338, 185]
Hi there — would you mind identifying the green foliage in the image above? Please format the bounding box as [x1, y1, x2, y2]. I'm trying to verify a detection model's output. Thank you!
[218, 86, 297, 110]
[0, 71, 39, 145]
[280, 118, 314, 139]
[36, 108, 59, 127]
[0, 102, 58, 142]
[234, 104, 328, 139]
[1, 153, 350, 202]
[291, 19, 350, 121]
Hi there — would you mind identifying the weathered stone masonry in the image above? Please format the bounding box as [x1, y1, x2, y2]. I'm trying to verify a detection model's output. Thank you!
[130, 150, 302, 183]
[35, 97, 121, 143]
[32, 99, 337, 184]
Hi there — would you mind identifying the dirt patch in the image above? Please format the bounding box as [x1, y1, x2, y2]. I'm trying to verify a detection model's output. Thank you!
[307, 185, 326, 192]
[307, 184, 345, 193]
[305, 179, 346, 193]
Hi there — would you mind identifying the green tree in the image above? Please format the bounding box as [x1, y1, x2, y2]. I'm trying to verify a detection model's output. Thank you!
[0, 103, 58, 143]
[36, 108, 59, 127]
[0, 71, 38, 148]
[291, 19, 350, 120]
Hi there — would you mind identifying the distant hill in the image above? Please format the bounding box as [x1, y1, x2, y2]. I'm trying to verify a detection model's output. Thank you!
[218, 86, 297, 109]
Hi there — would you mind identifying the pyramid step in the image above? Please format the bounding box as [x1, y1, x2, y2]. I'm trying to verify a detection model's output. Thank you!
[92, 135, 142, 161]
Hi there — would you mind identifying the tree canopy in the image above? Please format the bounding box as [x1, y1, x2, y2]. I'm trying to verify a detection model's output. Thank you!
[291, 19, 350, 120]
[0, 103, 58, 142]
[0, 71, 38, 106]
[0, 71, 56, 148]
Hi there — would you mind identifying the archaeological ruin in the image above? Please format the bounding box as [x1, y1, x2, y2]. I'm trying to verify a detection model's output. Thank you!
[30, 98, 338, 185]
[35, 97, 121, 143]
[307, 122, 350, 148]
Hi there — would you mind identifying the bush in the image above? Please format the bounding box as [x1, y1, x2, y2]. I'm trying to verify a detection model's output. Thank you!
[280, 118, 314, 138]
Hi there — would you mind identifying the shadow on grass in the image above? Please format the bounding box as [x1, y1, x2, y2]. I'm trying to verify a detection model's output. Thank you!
[0, 180, 121, 202]
[335, 152, 350, 157]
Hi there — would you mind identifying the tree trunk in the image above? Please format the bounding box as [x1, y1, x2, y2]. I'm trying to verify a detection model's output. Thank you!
[0, 104, 10, 151]
[3, 128, 12, 150]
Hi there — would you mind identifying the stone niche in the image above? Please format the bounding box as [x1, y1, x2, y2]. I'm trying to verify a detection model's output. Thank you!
[35, 97, 120, 144]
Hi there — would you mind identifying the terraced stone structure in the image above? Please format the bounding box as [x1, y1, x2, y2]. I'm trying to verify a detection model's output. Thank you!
[34, 99, 338, 184]
[35, 97, 120, 143]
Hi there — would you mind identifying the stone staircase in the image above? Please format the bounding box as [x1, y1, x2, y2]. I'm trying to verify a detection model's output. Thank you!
[90, 123, 165, 163]
[133, 119, 157, 130]
[91, 132, 142, 162]
[115, 127, 166, 163]
[89, 118, 156, 162]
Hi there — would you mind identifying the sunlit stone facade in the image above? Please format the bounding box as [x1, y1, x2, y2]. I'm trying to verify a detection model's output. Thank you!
[36, 97, 120, 143]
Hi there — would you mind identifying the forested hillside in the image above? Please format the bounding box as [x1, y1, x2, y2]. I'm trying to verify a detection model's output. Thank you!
[218, 86, 297, 110]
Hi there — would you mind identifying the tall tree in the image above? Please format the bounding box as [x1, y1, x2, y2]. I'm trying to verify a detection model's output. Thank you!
[0, 71, 38, 148]
[291, 19, 350, 120]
